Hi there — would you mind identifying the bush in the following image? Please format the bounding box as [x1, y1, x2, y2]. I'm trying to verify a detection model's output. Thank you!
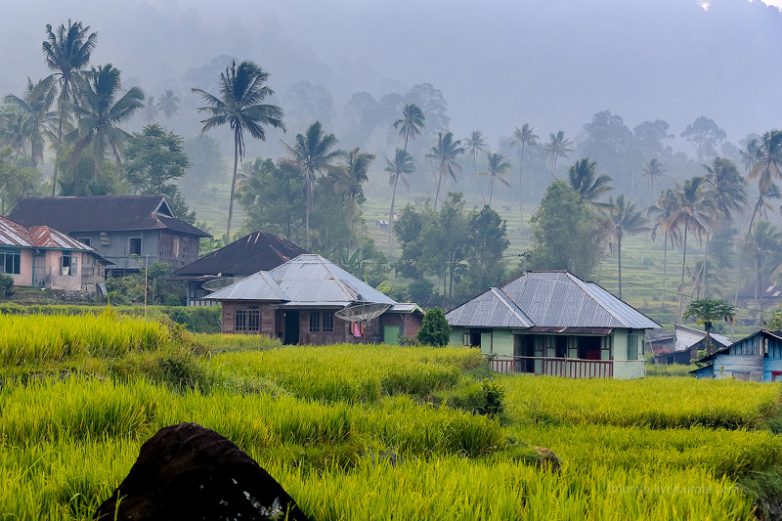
[0, 274, 14, 298]
[417, 308, 450, 346]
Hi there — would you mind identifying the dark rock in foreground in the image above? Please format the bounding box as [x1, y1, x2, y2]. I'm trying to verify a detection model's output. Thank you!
[94, 422, 309, 521]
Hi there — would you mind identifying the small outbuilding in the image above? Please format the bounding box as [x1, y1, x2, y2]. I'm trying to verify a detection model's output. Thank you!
[650, 324, 731, 365]
[445, 271, 660, 379]
[205, 254, 423, 345]
[692, 330, 782, 382]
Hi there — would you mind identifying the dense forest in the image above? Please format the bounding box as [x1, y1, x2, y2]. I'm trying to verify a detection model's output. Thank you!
[0, 1, 781, 322]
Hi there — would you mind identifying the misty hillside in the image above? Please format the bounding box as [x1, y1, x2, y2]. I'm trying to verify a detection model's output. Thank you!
[0, 0, 780, 149]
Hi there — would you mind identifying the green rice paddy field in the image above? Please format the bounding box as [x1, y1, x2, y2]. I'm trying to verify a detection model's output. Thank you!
[1, 313, 782, 519]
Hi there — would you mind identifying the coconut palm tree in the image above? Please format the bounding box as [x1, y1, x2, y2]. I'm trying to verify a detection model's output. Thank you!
[0, 110, 33, 158]
[385, 148, 415, 255]
[567, 158, 613, 203]
[393, 103, 425, 151]
[650, 189, 682, 310]
[749, 221, 782, 319]
[482, 152, 511, 207]
[192, 60, 284, 240]
[427, 131, 464, 211]
[42, 20, 97, 195]
[543, 130, 573, 177]
[4, 76, 57, 168]
[682, 298, 735, 354]
[746, 130, 782, 242]
[67, 64, 144, 182]
[157, 89, 180, 119]
[142, 95, 158, 123]
[464, 130, 487, 178]
[284, 122, 342, 249]
[513, 123, 538, 204]
[669, 177, 713, 314]
[338, 148, 375, 250]
[642, 159, 665, 207]
[605, 195, 648, 298]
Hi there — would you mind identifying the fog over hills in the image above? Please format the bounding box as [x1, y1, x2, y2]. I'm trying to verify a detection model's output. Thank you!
[0, 0, 779, 147]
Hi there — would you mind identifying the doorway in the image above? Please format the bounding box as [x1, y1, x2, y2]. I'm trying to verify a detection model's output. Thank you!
[514, 335, 535, 373]
[283, 310, 300, 345]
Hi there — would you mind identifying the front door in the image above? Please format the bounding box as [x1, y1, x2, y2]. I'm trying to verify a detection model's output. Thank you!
[32, 253, 46, 287]
[514, 335, 535, 373]
[283, 310, 300, 345]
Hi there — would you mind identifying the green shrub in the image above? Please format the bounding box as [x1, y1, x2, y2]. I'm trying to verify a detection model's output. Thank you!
[417, 308, 450, 346]
[0, 274, 13, 298]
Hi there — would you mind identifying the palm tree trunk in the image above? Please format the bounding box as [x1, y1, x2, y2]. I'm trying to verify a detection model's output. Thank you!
[519, 144, 525, 228]
[617, 234, 623, 298]
[227, 134, 239, 241]
[434, 164, 444, 211]
[756, 252, 762, 325]
[52, 95, 67, 196]
[734, 197, 764, 306]
[488, 176, 495, 208]
[347, 194, 355, 251]
[661, 229, 669, 312]
[388, 175, 400, 257]
[305, 177, 312, 249]
[678, 222, 689, 317]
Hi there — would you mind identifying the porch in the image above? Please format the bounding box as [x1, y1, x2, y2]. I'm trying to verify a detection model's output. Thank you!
[488, 355, 614, 378]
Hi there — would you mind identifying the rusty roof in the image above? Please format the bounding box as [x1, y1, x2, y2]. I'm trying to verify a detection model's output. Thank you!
[0, 216, 34, 247]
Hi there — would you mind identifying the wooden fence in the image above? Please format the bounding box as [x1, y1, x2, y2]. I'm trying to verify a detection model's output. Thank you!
[487, 355, 613, 379]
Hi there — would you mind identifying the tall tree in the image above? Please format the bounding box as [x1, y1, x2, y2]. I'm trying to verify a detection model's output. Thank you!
[385, 148, 415, 256]
[464, 130, 487, 178]
[650, 189, 681, 309]
[669, 176, 713, 313]
[641, 158, 665, 207]
[157, 89, 180, 119]
[513, 123, 538, 207]
[482, 152, 511, 207]
[192, 60, 284, 240]
[68, 64, 144, 182]
[427, 131, 464, 211]
[567, 158, 613, 203]
[142, 95, 158, 123]
[42, 20, 97, 196]
[746, 130, 782, 242]
[605, 195, 648, 298]
[543, 130, 573, 177]
[4, 76, 57, 168]
[680, 116, 726, 161]
[284, 121, 342, 249]
[749, 221, 782, 319]
[337, 148, 375, 250]
[393, 103, 425, 151]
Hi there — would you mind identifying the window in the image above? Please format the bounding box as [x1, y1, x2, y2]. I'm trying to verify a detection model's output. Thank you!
[309, 311, 321, 332]
[61, 253, 77, 276]
[235, 307, 260, 332]
[627, 334, 639, 361]
[129, 238, 142, 256]
[0, 250, 20, 275]
[173, 237, 181, 258]
[323, 312, 333, 332]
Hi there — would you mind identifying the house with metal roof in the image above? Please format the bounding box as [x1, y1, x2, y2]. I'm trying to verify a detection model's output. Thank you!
[205, 254, 423, 345]
[0, 215, 111, 293]
[10, 195, 209, 274]
[692, 330, 782, 382]
[650, 324, 731, 365]
[173, 230, 308, 306]
[445, 271, 661, 379]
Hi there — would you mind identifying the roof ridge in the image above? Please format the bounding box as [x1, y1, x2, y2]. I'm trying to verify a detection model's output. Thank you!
[567, 274, 646, 328]
[493, 287, 534, 327]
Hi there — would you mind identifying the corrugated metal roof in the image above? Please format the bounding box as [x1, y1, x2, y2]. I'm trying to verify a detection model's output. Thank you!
[674, 324, 730, 352]
[389, 303, 424, 314]
[29, 226, 95, 252]
[447, 271, 660, 330]
[445, 287, 533, 328]
[0, 216, 33, 247]
[205, 254, 396, 307]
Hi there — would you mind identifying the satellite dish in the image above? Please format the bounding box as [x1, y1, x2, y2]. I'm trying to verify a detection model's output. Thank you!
[201, 277, 236, 292]
[335, 302, 391, 323]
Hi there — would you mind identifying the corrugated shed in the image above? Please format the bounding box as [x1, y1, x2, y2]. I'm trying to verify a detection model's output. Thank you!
[0, 216, 33, 247]
[205, 254, 396, 307]
[447, 271, 660, 330]
[446, 287, 533, 328]
[674, 324, 730, 352]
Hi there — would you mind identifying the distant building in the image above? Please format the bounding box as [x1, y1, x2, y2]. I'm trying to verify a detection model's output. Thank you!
[649, 324, 731, 365]
[173, 231, 308, 306]
[205, 254, 423, 345]
[692, 330, 782, 382]
[10, 195, 210, 274]
[445, 271, 661, 379]
[0, 215, 110, 293]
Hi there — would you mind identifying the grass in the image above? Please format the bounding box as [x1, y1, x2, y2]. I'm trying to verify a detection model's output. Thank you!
[2, 319, 782, 519]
